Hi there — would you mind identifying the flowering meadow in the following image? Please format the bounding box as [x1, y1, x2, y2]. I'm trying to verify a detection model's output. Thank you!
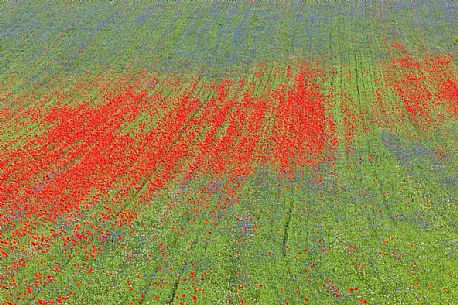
[1, 1, 457, 304]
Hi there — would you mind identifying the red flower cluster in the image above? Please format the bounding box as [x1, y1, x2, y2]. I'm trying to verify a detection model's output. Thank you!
[383, 43, 457, 128]
[0, 62, 336, 301]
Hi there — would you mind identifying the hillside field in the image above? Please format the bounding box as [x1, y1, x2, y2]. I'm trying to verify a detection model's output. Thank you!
[1, 1, 457, 304]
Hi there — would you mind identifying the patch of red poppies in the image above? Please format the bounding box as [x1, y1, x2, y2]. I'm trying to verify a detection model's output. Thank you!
[383, 43, 457, 129]
[0, 62, 336, 300]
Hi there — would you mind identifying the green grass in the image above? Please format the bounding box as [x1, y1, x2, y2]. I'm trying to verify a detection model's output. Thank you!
[1, 1, 457, 304]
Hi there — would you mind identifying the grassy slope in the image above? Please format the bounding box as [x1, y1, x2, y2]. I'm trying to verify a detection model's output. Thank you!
[1, 1, 457, 304]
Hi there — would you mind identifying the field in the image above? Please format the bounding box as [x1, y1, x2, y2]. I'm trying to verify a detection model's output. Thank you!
[1, 1, 457, 304]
